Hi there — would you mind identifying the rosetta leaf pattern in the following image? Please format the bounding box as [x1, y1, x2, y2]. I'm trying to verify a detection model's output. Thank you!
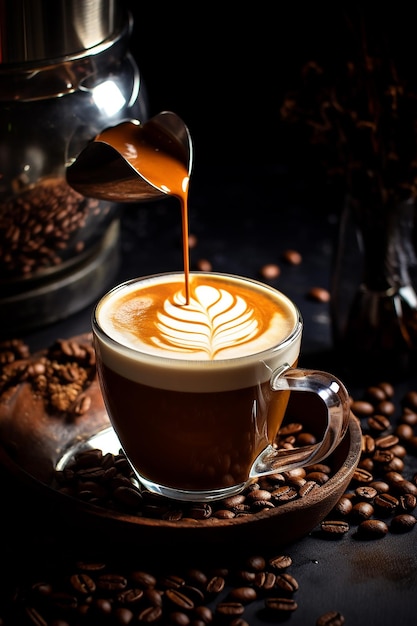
[151, 285, 260, 358]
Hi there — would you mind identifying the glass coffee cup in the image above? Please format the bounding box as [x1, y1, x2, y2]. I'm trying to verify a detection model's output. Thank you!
[92, 271, 351, 502]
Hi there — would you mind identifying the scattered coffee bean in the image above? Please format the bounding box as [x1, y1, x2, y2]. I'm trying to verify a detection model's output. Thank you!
[196, 258, 212, 271]
[307, 286, 331, 302]
[351, 400, 375, 416]
[228, 586, 257, 604]
[316, 610, 345, 626]
[265, 597, 298, 612]
[390, 513, 417, 533]
[3, 342, 417, 626]
[260, 263, 281, 279]
[216, 601, 245, 617]
[282, 249, 303, 265]
[275, 572, 299, 592]
[268, 555, 292, 570]
[320, 520, 350, 536]
[351, 501, 374, 522]
[367, 414, 391, 432]
[357, 519, 389, 538]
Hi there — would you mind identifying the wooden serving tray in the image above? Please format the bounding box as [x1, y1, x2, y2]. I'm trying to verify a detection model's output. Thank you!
[0, 335, 362, 548]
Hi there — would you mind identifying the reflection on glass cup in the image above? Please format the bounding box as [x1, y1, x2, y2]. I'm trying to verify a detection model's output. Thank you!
[92, 271, 350, 502]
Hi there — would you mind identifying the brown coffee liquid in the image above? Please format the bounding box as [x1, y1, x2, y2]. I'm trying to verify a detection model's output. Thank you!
[98, 362, 290, 490]
[96, 121, 191, 302]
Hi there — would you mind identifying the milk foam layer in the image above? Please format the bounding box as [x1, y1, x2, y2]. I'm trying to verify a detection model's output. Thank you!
[94, 272, 302, 392]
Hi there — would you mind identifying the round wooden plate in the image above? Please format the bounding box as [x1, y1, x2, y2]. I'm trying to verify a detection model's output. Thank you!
[0, 336, 362, 548]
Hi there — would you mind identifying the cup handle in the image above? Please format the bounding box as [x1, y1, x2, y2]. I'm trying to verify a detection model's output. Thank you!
[250, 363, 351, 478]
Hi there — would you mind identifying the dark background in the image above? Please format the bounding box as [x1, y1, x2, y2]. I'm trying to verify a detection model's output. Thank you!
[2, 7, 417, 626]
[126, 3, 415, 171]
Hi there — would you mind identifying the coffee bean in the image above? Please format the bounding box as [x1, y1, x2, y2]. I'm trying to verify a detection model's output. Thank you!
[390, 513, 417, 533]
[351, 400, 375, 416]
[355, 486, 378, 500]
[144, 589, 163, 607]
[372, 449, 394, 465]
[113, 607, 135, 624]
[375, 434, 399, 449]
[321, 519, 350, 535]
[357, 519, 389, 538]
[112, 485, 143, 509]
[400, 408, 417, 425]
[358, 457, 374, 472]
[265, 597, 298, 612]
[117, 587, 144, 604]
[365, 386, 387, 403]
[316, 610, 345, 626]
[165, 588, 195, 610]
[275, 573, 299, 592]
[245, 489, 272, 502]
[352, 468, 374, 484]
[50, 591, 77, 611]
[271, 485, 298, 502]
[235, 570, 256, 584]
[299, 480, 320, 497]
[245, 555, 266, 571]
[193, 605, 213, 623]
[137, 605, 163, 622]
[305, 471, 330, 485]
[351, 501, 374, 522]
[307, 286, 331, 302]
[253, 571, 277, 591]
[368, 414, 391, 432]
[269, 555, 292, 570]
[69, 573, 96, 594]
[375, 400, 396, 416]
[394, 479, 417, 496]
[159, 574, 185, 590]
[182, 585, 205, 605]
[196, 258, 212, 271]
[374, 493, 399, 515]
[402, 390, 417, 410]
[378, 381, 395, 398]
[206, 576, 225, 595]
[361, 434, 376, 455]
[130, 570, 157, 588]
[369, 480, 390, 493]
[260, 263, 281, 279]
[97, 573, 127, 591]
[384, 470, 404, 486]
[399, 493, 417, 512]
[215, 602, 245, 617]
[282, 249, 302, 265]
[332, 495, 353, 516]
[228, 586, 257, 603]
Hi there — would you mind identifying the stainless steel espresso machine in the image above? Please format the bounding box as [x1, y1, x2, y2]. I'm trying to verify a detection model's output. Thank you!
[0, 0, 148, 334]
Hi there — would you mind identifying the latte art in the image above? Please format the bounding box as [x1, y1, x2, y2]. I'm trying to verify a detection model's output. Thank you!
[97, 273, 299, 362]
[153, 285, 259, 358]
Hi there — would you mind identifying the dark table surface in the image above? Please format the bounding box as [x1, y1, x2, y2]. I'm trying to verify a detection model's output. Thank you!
[1, 157, 417, 626]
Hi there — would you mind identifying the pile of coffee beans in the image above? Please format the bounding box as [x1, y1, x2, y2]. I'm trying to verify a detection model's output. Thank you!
[318, 382, 417, 540]
[53, 380, 417, 536]
[53, 429, 333, 522]
[0, 177, 108, 279]
[2, 547, 345, 626]
[1, 336, 417, 625]
[0, 337, 96, 414]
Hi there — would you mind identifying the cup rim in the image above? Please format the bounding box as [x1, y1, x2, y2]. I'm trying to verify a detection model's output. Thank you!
[92, 270, 303, 367]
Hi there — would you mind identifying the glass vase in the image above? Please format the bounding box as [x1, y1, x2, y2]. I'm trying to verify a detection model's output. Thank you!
[331, 192, 417, 382]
